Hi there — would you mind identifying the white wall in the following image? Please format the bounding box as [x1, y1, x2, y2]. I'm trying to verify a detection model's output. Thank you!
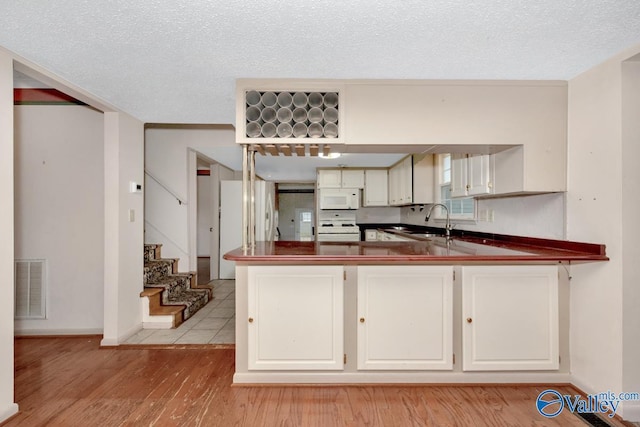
[197, 173, 213, 256]
[566, 44, 640, 420]
[102, 112, 145, 345]
[0, 49, 19, 423]
[14, 105, 104, 334]
[144, 126, 236, 271]
[210, 163, 236, 279]
[621, 55, 640, 420]
[401, 193, 565, 239]
[356, 206, 402, 225]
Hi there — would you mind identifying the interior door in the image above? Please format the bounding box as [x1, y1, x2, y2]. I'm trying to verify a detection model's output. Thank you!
[219, 180, 242, 279]
[295, 209, 314, 241]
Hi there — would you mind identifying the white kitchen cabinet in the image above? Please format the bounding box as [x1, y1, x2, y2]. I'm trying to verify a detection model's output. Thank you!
[364, 229, 379, 241]
[363, 169, 388, 206]
[357, 265, 453, 370]
[412, 153, 435, 204]
[342, 169, 365, 188]
[318, 169, 364, 189]
[317, 169, 343, 188]
[451, 154, 493, 198]
[247, 265, 344, 370]
[388, 156, 413, 205]
[461, 265, 559, 371]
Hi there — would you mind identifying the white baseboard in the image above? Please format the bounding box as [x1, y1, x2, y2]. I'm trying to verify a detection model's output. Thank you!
[142, 322, 173, 329]
[0, 403, 19, 423]
[621, 401, 640, 422]
[101, 323, 142, 347]
[233, 372, 573, 384]
[15, 328, 103, 336]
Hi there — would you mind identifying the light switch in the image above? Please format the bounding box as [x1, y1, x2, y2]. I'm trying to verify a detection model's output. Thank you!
[129, 209, 135, 222]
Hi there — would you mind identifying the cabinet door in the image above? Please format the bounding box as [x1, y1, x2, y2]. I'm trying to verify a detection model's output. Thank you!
[317, 169, 342, 188]
[461, 265, 559, 371]
[364, 229, 379, 241]
[364, 170, 388, 206]
[399, 156, 413, 204]
[412, 153, 435, 204]
[357, 265, 453, 370]
[388, 163, 399, 205]
[467, 154, 492, 196]
[248, 265, 344, 370]
[342, 169, 365, 188]
[450, 153, 468, 198]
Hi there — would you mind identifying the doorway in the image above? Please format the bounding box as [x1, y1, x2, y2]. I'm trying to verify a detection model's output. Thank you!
[277, 183, 315, 241]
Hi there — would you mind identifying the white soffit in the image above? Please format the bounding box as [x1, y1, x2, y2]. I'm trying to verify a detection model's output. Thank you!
[1, 1, 639, 124]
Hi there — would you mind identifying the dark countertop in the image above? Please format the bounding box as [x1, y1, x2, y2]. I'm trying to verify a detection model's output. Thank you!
[224, 227, 608, 264]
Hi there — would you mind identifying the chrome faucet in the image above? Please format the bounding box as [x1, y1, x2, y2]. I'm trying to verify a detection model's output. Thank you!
[425, 203, 452, 238]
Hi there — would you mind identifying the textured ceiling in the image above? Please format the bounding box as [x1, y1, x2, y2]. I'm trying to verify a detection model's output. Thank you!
[1, 1, 640, 125]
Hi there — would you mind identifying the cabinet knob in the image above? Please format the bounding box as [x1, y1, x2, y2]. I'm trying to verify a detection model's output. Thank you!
[248, 317, 254, 323]
[466, 317, 473, 324]
[359, 317, 365, 323]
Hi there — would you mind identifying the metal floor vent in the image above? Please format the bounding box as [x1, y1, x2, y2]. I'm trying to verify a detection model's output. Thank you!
[14, 259, 46, 319]
[574, 411, 616, 427]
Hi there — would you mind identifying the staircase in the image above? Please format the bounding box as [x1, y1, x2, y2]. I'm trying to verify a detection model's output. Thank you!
[142, 244, 213, 328]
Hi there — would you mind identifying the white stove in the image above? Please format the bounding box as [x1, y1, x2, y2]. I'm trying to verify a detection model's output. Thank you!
[317, 212, 361, 242]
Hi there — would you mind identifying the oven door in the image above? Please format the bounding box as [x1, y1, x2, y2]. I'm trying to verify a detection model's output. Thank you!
[317, 233, 361, 242]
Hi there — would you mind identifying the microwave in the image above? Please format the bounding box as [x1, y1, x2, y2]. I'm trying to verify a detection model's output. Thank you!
[319, 188, 360, 210]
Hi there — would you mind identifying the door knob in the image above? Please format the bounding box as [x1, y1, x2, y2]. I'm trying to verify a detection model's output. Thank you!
[359, 317, 365, 323]
[248, 317, 254, 323]
[466, 317, 473, 323]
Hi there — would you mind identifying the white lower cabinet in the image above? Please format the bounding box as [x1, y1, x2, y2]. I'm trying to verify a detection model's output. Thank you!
[247, 265, 344, 370]
[357, 265, 453, 370]
[461, 265, 559, 371]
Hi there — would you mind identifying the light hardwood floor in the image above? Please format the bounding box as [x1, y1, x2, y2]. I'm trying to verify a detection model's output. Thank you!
[4, 336, 635, 426]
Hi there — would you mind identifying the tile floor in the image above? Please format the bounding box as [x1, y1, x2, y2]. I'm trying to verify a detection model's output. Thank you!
[125, 279, 236, 345]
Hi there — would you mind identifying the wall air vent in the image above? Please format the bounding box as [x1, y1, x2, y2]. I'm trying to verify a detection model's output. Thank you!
[245, 90, 339, 139]
[14, 259, 46, 319]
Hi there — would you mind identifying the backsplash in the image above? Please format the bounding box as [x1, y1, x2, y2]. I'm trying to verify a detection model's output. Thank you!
[356, 206, 402, 224]
[401, 193, 565, 239]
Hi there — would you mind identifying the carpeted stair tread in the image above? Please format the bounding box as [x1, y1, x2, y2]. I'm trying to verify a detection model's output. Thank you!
[143, 243, 212, 325]
[165, 289, 210, 320]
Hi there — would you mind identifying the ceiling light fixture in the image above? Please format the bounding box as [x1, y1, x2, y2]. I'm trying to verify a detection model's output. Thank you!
[318, 152, 341, 159]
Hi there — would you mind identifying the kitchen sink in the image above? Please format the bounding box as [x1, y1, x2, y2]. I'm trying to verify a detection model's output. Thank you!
[407, 232, 446, 239]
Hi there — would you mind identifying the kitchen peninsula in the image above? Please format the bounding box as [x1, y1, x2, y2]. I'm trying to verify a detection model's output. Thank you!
[225, 230, 607, 384]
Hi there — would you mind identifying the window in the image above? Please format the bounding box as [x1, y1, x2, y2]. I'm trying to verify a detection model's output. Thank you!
[435, 154, 476, 220]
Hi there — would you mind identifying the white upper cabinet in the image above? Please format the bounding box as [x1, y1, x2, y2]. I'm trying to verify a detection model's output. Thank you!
[412, 153, 435, 204]
[318, 169, 364, 189]
[450, 154, 493, 198]
[341, 169, 365, 188]
[388, 156, 413, 205]
[317, 169, 343, 188]
[363, 169, 388, 206]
